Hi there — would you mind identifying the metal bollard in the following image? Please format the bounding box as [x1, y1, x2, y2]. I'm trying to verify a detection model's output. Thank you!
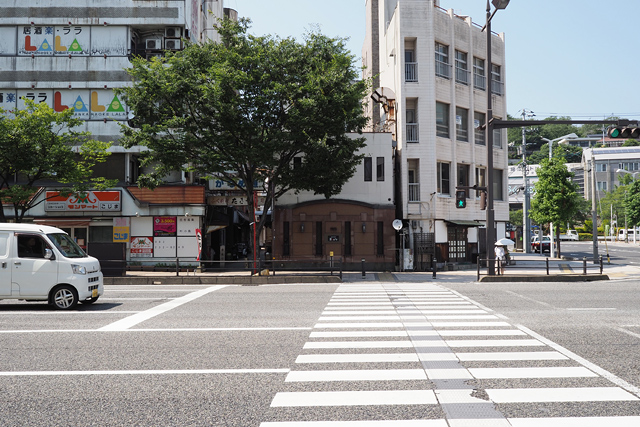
[583, 257, 587, 275]
[176, 257, 180, 277]
[600, 255, 603, 274]
[361, 258, 366, 279]
[432, 256, 437, 279]
[545, 258, 549, 275]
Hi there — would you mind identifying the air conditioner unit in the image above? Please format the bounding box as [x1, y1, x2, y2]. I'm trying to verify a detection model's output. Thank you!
[164, 38, 182, 50]
[165, 27, 182, 38]
[145, 38, 162, 50]
[145, 52, 163, 61]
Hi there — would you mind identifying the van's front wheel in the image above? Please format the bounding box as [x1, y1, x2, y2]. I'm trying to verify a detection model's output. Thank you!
[51, 285, 78, 310]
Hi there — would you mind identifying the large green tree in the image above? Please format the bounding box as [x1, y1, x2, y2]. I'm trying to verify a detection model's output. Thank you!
[0, 101, 114, 222]
[624, 179, 640, 229]
[117, 19, 370, 254]
[530, 155, 583, 257]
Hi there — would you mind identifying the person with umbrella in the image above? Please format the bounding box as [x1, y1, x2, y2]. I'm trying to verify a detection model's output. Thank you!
[494, 238, 514, 274]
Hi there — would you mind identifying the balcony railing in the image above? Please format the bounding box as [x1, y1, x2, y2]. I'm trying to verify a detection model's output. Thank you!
[408, 183, 420, 202]
[455, 67, 470, 85]
[405, 62, 418, 82]
[406, 123, 419, 143]
[473, 73, 486, 90]
[435, 60, 451, 79]
[491, 79, 504, 95]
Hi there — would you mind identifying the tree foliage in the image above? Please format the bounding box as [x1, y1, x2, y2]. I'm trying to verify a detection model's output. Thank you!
[0, 101, 114, 222]
[118, 19, 370, 248]
[624, 179, 640, 227]
[530, 155, 583, 257]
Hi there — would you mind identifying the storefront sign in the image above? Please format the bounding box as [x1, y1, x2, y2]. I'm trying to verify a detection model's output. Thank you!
[45, 190, 121, 212]
[154, 216, 177, 237]
[130, 236, 153, 257]
[113, 217, 129, 243]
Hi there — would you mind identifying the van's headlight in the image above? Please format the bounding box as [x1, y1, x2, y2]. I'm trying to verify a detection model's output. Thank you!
[71, 264, 87, 275]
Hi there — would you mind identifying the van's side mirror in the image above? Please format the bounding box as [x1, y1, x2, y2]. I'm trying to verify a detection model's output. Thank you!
[44, 248, 54, 260]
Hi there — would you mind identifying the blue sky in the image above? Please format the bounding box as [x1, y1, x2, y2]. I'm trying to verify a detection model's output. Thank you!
[226, 0, 640, 121]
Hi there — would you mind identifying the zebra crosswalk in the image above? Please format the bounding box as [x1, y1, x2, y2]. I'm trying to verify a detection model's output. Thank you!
[260, 283, 640, 426]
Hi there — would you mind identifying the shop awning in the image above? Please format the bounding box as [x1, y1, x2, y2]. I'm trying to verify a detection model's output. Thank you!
[446, 220, 484, 227]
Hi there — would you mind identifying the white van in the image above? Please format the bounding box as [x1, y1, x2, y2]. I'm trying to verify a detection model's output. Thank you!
[618, 228, 637, 240]
[0, 224, 103, 310]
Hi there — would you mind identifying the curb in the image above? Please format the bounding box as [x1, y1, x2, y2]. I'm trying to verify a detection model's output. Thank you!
[104, 275, 342, 286]
[479, 274, 609, 283]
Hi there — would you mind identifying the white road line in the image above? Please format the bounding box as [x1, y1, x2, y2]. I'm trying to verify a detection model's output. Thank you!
[321, 310, 488, 315]
[314, 322, 405, 329]
[456, 351, 568, 361]
[507, 416, 640, 427]
[285, 369, 427, 382]
[309, 331, 409, 338]
[0, 368, 289, 377]
[261, 420, 449, 426]
[295, 353, 419, 364]
[444, 339, 544, 347]
[304, 341, 414, 349]
[0, 311, 141, 315]
[469, 366, 597, 379]
[438, 330, 525, 336]
[270, 390, 437, 407]
[0, 327, 312, 334]
[430, 321, 511, 327]
[566, 308, 617, 311]
[98, 285, 228, 331]
[318, 315, 498, 321]
[504, 291, 556, 308]
[487, 387, 639, 403]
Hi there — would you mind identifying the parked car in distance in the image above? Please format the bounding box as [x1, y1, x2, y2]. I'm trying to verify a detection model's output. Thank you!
[531, 235, 555, 253]
[560, 230, 579, 241]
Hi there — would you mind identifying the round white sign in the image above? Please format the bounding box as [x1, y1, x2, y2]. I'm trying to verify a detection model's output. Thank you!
[392, 219, 403, 231]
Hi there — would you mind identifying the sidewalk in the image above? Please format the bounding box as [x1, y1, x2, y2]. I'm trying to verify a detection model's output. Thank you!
[104, 251, 640, 285]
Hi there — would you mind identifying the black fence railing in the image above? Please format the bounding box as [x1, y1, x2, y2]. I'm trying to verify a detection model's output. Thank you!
[105, 257, 344, 279]
[477, 256, 604, 281]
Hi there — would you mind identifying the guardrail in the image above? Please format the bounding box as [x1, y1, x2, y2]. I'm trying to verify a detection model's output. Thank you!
[477, 256, 604, 281]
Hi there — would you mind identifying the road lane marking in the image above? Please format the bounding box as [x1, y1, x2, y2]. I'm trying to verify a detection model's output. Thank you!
[98, 285, 228, 331]
[285, 369, 427, 382]
[456, 351, 568, 361]
[261, 420, 449, 426]
[296, 353, 419, 364]
[270, 390, 438, 407]
[507, 416, 640, 427]
[0, 368, 289, 377]
[469, 366, 597, 379]
[0, 326, 313, 334]
[487, 387, 639, 403]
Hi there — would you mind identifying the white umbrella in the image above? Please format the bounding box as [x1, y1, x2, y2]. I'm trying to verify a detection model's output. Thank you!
[495, 238, 515, 246]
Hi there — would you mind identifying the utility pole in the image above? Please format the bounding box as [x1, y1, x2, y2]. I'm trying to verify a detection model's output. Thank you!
[520, 109, 534, 253]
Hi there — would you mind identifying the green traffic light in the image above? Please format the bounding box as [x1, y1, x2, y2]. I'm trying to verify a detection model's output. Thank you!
[610, 128, 621, 138]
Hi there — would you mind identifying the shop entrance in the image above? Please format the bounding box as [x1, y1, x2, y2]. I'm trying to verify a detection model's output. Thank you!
[60, 227, 88, 251]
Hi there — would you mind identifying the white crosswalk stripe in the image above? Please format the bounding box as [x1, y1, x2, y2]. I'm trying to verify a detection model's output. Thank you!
[261, 283, 640, 426]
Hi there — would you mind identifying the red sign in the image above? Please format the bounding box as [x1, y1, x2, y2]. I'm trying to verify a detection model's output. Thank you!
[154, 216, 177, 237]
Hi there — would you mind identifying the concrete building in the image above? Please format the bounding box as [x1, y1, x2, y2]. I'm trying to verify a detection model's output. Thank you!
[0, 1, 233, 269]
[363, 0, 509, 267]
[583, 147, 640, 201]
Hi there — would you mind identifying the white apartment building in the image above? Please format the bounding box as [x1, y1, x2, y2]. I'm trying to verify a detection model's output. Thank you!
[363, 0, 509, 266]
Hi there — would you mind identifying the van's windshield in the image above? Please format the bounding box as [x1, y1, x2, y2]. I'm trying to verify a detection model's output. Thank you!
[47, 233, 87, 258]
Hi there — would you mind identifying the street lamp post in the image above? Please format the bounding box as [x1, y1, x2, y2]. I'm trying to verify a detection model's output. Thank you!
[484, 0, 509, 275]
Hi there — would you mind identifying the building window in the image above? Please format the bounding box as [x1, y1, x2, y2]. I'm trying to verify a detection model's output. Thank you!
[405, 49, 417, 82]
[493, 168, 503, 200]
[493, 126, 503, 148]
[376, 157, 384, 181]
[437, 162, 451, 195]
[457, 164, 470, 198]
[597, 181, 608, 192]
[406, 106, 418, 143]
[491, 64, 503, 95]
[364, 157, 372, 181]
[455, 50, 469, 85]
[456, 107, 469, 142]
[474, 112, 485, 145]
[436, 102, 449, 138]
[619, 162, 639, 171]
[596, 163, 607, 172]
[283, 221, 290, 256]
[435, 42, 450, 79]
[377, 221, 384, 256]
[473, 57, 485, 90]
[476, 167, 486, 197]
[344, 221, 352, 256]
[315, 221, 323, 256]
[408, 159, 419, 202]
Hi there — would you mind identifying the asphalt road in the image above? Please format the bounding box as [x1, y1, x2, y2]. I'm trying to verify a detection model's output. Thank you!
[2, 279, 640, 425]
